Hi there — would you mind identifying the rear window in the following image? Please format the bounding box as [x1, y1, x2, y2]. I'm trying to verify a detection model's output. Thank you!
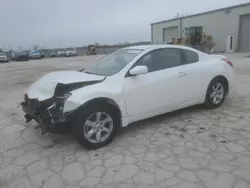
[183, 50, 199, 64]
[0, 52, 6, 55]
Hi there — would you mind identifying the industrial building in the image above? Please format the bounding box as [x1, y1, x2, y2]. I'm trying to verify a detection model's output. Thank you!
[151, 3, 250, 52]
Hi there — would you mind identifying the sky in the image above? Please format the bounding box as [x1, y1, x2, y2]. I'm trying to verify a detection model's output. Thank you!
[0, 0, 249, 50]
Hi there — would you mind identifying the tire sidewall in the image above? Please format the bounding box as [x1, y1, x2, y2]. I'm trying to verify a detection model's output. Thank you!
[205, 78, 226, 108]
[74, 105, 119, 149]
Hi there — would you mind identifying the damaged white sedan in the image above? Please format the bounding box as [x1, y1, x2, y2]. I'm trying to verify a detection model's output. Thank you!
[21, 45, 234, 149]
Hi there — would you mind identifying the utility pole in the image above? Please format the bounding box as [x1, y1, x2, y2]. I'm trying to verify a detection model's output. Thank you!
[2, 45, 6, 51]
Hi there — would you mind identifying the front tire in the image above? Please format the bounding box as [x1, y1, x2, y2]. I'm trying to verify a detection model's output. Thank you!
[204, 78, 227, 108]
[73, 105, 119, 149]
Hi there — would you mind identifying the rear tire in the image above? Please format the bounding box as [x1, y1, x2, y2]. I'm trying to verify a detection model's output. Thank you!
[73, 104, 119, 150]
[204, 77, 227, 109]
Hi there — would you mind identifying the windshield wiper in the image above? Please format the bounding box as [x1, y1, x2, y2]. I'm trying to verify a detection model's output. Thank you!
[79, 68, 100, 75]
[78, 68, 85, 72]
[83, 71, 98, 75]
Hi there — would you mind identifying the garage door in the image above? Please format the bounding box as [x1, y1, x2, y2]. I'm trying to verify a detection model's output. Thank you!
[239, 14, 250, 52]
[163, 27, 178, 43]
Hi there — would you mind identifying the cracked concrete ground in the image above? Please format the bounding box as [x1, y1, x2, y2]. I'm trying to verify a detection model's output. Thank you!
[0, 53, 250, 188]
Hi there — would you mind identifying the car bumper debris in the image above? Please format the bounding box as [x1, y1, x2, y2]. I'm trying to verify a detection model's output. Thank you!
[21, 94, 68, 134]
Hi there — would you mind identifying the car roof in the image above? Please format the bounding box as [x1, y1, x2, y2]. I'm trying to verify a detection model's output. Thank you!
[123, 45, 152, 50]
[123, 44, 204, 53]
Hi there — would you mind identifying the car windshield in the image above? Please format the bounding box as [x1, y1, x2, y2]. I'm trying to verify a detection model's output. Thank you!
[0, 52, 5, 56]
[83, 49, 142, 76]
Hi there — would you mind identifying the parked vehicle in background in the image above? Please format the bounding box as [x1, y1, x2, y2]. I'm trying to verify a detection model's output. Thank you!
[0, 52, 8, 63]
[10, 51, 16, 60]
[65, 50, 77, 57]
[20, 45, 234, 149]
[57, 51, 66, 57]
[29, 50, 42, 59]
[87, 45, 96, 55]
[49, 52, 57, 57]
[15, 51, 29, 62]
[40, 52, 45, 58]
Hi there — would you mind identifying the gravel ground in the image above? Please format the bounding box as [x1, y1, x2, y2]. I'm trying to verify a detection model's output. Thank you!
[0, 54, 250, 188]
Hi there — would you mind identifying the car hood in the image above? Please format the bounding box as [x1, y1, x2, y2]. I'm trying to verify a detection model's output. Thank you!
[27, 71, 105, 101]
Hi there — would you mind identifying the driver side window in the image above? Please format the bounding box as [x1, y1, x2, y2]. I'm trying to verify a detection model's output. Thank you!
[135, 48, 181, 73]
[137, 53, 153, 70]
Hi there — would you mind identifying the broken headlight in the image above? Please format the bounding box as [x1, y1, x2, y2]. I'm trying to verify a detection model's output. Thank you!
[47, 92, 72, 122]
[56, 93, 72, 100]
[53, 92, 72, 112]
[48, 80, 105, 122]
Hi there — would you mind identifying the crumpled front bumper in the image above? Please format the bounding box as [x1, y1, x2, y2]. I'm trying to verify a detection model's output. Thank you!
[21, 94, 68, 134]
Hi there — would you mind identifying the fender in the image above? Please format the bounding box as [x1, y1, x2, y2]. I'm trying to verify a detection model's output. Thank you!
[63, 90, 126, 118]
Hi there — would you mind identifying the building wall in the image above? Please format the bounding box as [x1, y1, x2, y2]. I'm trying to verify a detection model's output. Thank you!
[151, 19, 180, 44]
[151, 4, 250, 52]
[239, 14, 250, 52]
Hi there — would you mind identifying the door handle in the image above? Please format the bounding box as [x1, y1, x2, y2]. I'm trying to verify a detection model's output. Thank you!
[178, 72, 187, 76]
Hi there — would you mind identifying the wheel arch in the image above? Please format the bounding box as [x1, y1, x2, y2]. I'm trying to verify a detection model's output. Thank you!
[203, 75, 229, 108]
[205, 75, 229, 102]
[71, 97, 123, 126]
[210, 75, 229, 94]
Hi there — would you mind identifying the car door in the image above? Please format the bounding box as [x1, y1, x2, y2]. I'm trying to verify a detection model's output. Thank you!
[176, 49, 206, 105]
[122, 48, 185, 120]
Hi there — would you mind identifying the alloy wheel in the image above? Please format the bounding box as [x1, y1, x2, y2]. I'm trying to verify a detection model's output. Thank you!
[210, 82, 225, 104]
[83, 112, 114, 143]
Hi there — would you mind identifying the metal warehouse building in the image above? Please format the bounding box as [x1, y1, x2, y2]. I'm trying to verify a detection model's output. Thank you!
[151, 3, 250, 52]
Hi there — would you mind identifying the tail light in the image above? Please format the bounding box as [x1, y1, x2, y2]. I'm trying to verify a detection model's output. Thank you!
[223, 58, 233, 68]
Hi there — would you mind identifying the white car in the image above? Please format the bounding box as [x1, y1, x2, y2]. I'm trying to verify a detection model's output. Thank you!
[28, 50, 42, 59]
[57, 51, 66, 57]
[21, 45, 234, 149]
[0, 52, 8, 63]
[65, 50, 76, 57]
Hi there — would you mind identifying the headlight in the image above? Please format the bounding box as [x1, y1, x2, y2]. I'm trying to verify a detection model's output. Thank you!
[56, 93, 72, 100]
[53, 92, 72, 110]
[50, 80, 105, 116]
[47, 92, 72, 119]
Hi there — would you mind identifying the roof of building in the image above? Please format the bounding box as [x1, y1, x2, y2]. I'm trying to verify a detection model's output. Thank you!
[151, 2, 250, 25]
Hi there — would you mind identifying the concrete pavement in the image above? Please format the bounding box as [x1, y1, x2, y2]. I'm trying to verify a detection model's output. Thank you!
[0, 54, 250, 188]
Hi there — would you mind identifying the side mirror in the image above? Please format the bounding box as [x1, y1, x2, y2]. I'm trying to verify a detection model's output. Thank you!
[129, 66, 148, 76]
